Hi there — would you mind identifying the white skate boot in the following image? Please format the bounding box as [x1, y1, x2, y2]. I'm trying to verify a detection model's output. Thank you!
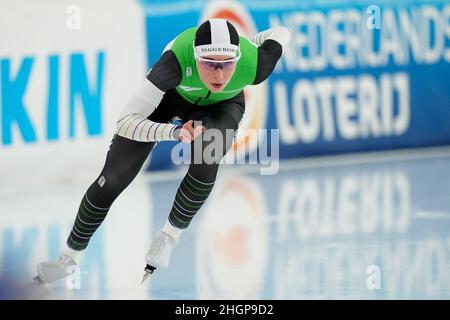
[141, 230, 179, 283]
[33, 254, 78, 284]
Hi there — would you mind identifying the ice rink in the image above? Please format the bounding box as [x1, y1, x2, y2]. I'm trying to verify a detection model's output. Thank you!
[1, 147, 450, 300]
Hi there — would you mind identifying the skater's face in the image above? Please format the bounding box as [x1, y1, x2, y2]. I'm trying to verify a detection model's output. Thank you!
[196, 55, 237, 93]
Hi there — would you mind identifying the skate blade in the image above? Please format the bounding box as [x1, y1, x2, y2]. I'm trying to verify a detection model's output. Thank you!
[140, 265, 156, 284]
[140, 271, 151, 285]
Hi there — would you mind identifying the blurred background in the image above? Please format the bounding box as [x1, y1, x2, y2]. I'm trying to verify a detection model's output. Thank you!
[1, 0, 450, 299]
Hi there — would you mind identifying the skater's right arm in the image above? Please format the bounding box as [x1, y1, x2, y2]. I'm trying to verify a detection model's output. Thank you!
[116, 50, 184, 142]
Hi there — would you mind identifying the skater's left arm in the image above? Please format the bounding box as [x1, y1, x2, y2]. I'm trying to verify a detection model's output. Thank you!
[251, 26, 291, 85]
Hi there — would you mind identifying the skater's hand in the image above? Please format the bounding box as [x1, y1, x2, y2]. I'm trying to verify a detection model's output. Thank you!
[178, 120, 206, 143]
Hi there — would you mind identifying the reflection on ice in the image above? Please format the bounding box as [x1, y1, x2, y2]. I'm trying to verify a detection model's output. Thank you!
[1, 154, 450, 299]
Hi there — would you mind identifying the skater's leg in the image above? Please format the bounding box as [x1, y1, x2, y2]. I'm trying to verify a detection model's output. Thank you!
[35, 136, 156, 283]
[141, 94, 245, 280]
[143, 101, 244, 275]
[66, 92, 185, 253]
[67, 135, 156, 251]
[36, 90, 185, 283]
[166, 102, 245, 230]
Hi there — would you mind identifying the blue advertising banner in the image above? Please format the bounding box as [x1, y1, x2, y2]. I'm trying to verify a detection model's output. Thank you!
[141, 0, 450, 170]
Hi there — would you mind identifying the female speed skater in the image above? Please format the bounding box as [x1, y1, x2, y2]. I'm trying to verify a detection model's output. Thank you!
[34, 18, 291, 285]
